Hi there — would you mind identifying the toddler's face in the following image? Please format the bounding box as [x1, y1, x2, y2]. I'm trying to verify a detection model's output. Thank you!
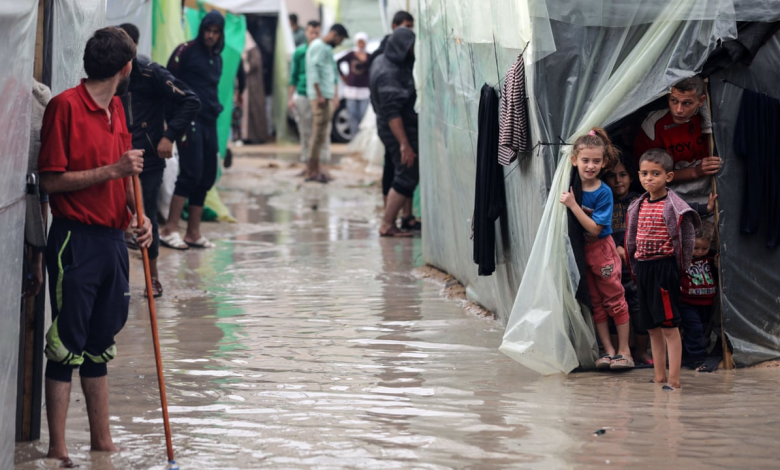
[693, 238, 711, 258]
[604, 163, 631, 199]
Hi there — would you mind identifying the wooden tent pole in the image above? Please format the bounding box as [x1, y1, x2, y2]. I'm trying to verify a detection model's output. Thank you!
[704, 79, 735, 370]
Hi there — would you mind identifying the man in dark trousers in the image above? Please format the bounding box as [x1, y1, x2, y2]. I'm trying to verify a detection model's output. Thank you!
[118, 23, 201, 297]
[38, 27, 152, 466]
[369, 10, 420, 230]
[370, 27, 418, 237]
[160, 10, 225, 250]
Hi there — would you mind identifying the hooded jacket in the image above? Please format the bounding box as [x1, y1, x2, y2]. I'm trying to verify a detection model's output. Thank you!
[122, 57, 201, 171]
[167, 10, 225, 123]
[369, 27, 417, 145]
[625, 189, 701, 276]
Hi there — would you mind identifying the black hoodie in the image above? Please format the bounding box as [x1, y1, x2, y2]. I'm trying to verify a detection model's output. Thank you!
[167, 10, 225, 123]
[369, 28, 417, 144]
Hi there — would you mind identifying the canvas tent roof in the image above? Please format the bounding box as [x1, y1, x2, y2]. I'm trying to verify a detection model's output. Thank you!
[416, 0, 780, 375]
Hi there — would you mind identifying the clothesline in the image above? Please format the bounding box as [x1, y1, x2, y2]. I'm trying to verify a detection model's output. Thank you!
[502, 137, 572, 180]
[490, 39, 530, 94]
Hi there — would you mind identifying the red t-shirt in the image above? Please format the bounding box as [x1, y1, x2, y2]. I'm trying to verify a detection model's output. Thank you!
[635, 196, 675, 260]
[634, 110, 710, 166]
[39, 81, 133, 230]
[681, 257, 717, 306]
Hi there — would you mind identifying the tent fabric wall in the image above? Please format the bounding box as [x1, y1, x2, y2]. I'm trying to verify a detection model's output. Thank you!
[0, 1, 38, 464]
[710, 33, 780, 366]
[106, 0, 154, 59]
[50, 0, 106, 95]
[418, 0, 780, 375]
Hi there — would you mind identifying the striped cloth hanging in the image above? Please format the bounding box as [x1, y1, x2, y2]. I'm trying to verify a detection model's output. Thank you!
[498, 54, 530, 166]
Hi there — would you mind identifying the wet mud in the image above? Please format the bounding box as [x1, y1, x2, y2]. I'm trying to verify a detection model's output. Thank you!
[15, 154, 780, 469]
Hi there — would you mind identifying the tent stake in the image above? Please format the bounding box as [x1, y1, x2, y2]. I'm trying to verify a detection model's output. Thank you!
[704, 79, 735, 371]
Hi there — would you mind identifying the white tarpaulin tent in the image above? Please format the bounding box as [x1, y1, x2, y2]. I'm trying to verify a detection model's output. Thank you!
[417, 0, 780, 375]
[106, 0, 153, 59]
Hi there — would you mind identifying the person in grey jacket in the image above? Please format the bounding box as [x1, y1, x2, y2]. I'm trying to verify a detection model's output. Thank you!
[370, 27, 417, 237]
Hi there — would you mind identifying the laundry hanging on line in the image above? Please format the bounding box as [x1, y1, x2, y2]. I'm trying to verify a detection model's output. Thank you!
[497, 53, 530, 167]
[733, 87, 780, 249]
[473, 84, 507, 276]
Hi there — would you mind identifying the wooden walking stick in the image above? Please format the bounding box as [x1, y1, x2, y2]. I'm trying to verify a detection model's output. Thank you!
[132, 175, 179, 468]
[704, 80, 735, 370]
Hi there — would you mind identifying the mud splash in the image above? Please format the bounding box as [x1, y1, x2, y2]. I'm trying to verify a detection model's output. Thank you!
[15, 154, 780, 469]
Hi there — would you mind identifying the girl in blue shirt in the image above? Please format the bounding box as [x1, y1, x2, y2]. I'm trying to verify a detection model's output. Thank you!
[560, 127, 634, 370]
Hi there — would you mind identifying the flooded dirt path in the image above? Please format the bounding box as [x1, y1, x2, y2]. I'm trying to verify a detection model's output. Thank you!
[15, 155, 780, 469]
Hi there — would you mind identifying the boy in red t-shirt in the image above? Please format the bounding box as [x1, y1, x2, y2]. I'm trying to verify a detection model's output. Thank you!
[680, 220, 718, 368]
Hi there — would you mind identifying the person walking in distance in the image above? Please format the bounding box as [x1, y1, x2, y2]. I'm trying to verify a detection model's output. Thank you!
[160, 10, 225, 249]
[118, 23, 201, 297]
[370, 27, 418, 237]
[338, 31, 371, 138]
[288, 21, 325, 164]
[37, 27, 152, 466]
[305, 23, 349, 183]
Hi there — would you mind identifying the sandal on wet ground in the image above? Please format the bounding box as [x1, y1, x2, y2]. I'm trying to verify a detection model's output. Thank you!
[595, 354, 613, 369]
[610, 355, 635, 370]
[186, 236, 216, 248]
[160, 232, 189, 250]
[401, 216, 422, 231]
[696, 356, 721, 373]
[144, 278, 163, 298]
[304, 173, 329, 183]
[379, 226, 413, 238]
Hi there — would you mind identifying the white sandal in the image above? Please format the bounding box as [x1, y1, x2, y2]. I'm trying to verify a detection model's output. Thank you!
[160, 232, 189, 250]
[186, 236, 216, 249]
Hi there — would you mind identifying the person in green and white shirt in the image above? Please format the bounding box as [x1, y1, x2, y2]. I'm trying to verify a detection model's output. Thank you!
[304, 23, 348, 183]
[288, 21, 325, 164]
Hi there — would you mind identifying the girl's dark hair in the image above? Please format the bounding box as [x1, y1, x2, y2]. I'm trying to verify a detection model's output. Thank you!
[83, 27, 136, 80]
[572, 127, 621, 173]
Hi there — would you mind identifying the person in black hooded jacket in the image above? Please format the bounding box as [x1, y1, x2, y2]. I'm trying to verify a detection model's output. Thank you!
[370, 27, 418, 237]
[118, 23, 201, 297]
[161, 10, 225, 250]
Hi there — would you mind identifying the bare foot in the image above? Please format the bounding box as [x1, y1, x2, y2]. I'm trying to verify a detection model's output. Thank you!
[90, 440, 118, 452]
[47, 449, 75, 468]
[651, 376, 668, 384]
[663, 382, 681, 391]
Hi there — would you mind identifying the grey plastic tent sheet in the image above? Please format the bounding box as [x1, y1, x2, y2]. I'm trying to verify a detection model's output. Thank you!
[106, 0, 153, 59]
[710, 34, 780, 366]
[418, 0, 780, 375]
[0, 1, 38, 466]
[51, 0, 106, 95]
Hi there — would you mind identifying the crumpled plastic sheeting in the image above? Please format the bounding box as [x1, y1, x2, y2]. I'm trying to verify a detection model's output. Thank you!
[51, 0, 106, 96]
[106, 0, 153, 59]
[418, 0, 733, 374]
[710, 34, 780, 366]
[0, 1, 38, 464]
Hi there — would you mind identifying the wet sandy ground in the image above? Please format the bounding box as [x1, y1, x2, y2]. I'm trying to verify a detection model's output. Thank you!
[15, 154, 780, 469]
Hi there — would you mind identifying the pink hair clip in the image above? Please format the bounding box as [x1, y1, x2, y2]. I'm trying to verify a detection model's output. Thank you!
[588, 130, 596, 136]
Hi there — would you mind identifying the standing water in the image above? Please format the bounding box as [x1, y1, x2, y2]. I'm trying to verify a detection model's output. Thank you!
[15, 156, 780, 469]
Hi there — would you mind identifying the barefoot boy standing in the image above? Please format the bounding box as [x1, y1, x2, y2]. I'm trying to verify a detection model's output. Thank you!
[625, 149, 700, 390]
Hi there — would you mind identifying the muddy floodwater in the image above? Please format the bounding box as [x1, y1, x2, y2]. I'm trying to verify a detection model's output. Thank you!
[15, 155, 780, 469]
